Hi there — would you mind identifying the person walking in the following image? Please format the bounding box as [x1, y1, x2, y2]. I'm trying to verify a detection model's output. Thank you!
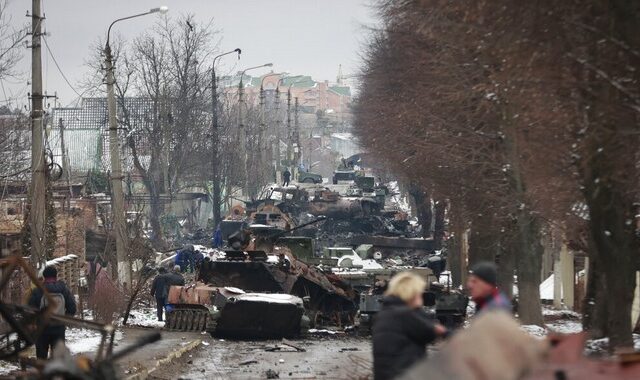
[150, 267, 169, 321]
[372, 271, 447, 380]
[212, 224, 223, 248]
[28, 266, 77, 359]
[467, 261, 512, 314]
[282, 168, 291, 187]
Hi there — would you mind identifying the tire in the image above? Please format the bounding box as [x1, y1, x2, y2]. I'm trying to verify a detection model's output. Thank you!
[303, 178, 314, 183]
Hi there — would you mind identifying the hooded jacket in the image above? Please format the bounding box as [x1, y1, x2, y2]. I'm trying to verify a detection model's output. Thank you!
[372, 296, 437, 380]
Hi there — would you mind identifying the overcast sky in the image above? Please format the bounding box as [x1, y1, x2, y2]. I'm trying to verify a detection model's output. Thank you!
[2, 0, 378, 109]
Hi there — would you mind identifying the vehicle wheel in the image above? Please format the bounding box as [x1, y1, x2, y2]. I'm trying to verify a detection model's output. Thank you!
[303, 178, 314, 183]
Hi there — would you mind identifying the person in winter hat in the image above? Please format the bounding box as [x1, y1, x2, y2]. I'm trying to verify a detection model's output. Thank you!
[467, 261, 512, 314]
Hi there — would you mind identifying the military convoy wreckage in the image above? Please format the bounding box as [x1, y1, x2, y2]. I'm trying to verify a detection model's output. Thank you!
[163, 177, 468, 338]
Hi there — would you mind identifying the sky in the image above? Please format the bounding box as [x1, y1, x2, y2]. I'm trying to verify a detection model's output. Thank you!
[2, 0, 378, 109]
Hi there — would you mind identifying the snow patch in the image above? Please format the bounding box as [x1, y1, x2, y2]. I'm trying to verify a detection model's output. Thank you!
[66, 328, 123, 355]
[126, 308, 166, 328]
[0, 361, 19, 376]
[521, 325, 546, 337]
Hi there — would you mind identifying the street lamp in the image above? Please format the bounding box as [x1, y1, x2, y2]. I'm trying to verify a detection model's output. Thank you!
[284, 76, 308, 178]
[237, 63, 273, 199]
[259, 72, 282, 177]
[273, 75, 302, 182]
[104, 6, 168, 287]
[210, 48, 241, 228]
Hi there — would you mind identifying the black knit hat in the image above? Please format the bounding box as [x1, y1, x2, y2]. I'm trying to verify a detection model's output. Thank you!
[469, 262, 497, 286]
[42, 266, 57, 279]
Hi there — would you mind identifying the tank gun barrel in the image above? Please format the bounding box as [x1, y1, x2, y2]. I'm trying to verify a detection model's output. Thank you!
[266, 216, 326, 241]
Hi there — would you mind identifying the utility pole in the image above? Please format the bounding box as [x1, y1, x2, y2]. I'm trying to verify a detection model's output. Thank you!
[274, 87, 281, 184]
[237, 63, 272, 199]
[259, 86, 266, 170]
[59, 118, 73, 209]
[29, 0, 46, 267]
[103, 7, 168, 286]
[210, 48, 240, 228]
[294, 97, 300, 175]
[237, 77, 248, 197]
[259, 72, 280, 185]
[211, 66, 222, 227]
[104, 43, 130, 286]
[286, 90, 292, 174]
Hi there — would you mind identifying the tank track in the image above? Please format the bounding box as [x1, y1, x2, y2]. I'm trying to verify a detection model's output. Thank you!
[165, 308, 214, 332]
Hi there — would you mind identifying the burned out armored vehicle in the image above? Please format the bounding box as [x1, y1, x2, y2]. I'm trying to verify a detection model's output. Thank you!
[329, 251, 468, 334]
[164, 222, 357, 337]
[308, 189, 381, 219]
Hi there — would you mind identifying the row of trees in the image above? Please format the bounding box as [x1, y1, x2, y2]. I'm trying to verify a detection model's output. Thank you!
[355, 0, 639, 348]
[83, 15, 280, 249]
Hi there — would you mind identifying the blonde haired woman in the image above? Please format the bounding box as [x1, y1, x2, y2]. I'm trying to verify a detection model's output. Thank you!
[372, 271, 447, 380]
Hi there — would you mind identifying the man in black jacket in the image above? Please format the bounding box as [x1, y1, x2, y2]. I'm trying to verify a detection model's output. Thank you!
[28, 266, 77, 359]
[372, 272, 447, 380]
[150, 267, 169, 321]
[282, 169, 291, 187]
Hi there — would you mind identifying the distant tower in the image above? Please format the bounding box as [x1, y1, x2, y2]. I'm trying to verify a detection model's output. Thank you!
[337, 64, 343, 85]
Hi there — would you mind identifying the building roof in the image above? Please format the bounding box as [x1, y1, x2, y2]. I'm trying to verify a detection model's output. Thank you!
[329, 86, 351, 97]
[279, 76, 316, 88]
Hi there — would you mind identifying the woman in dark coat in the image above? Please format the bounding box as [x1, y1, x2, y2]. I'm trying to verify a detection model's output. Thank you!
[372, 272, 447, 380]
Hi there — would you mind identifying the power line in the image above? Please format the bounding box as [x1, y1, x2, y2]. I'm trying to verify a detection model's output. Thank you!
[41, 35, 82, 98]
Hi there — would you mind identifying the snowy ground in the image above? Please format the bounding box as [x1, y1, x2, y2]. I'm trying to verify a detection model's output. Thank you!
[66, 328, 124, 355]
[0, 361, 19, 376]
[522, 305, 640, 355]
[125, 307, 166, 328]
[0, 326, 124, 376]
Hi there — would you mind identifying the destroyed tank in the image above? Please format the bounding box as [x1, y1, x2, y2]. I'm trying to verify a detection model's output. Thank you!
[164, 220, 357, 337]
[308, 188, 381, 219]
[328, 252, 468, 333]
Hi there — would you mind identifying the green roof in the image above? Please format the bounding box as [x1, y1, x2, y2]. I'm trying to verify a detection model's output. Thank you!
[279, 76, 315, 88]
[329, 86, 351, 97]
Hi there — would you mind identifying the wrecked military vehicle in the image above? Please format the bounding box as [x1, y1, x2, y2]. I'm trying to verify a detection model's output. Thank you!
[166, 284, 305, 339]
[327, 248, 468, 333]
[164, 221, 358, 338]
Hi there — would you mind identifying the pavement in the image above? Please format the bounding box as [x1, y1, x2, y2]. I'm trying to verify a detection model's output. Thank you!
[106, 327, 204, 379]
[148, 334, 372, 380]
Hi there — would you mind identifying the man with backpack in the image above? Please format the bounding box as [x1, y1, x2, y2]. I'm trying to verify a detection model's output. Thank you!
[28, 266, 77, 359]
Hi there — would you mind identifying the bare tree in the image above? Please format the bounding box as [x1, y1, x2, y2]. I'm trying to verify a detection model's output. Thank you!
[0, 0, 26, 81]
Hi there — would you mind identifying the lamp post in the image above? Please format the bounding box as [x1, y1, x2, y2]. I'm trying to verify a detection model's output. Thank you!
[272, 75, 302, 183]
[238, 63, 273, 199]
[210, 48, 241, 228]
[104, 6, 168, 286]
[285, 77, 307, 179]
[259, 73, 282, 179]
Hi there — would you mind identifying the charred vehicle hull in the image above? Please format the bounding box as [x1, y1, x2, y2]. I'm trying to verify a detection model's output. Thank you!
[165, 285, 306, 338]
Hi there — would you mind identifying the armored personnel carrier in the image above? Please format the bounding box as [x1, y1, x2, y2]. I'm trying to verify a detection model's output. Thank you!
[164, 221, 357, 336]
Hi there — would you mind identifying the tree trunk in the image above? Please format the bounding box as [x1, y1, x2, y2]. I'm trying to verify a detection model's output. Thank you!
[583, 254, 609, 338]
[586, 182, 636, 348]
[433, 199, 446, 250]
[515, 212, 544, 326]
[468, 216, 498, 266]
[448, 208, 465, 287]
[408, 183, 432, 239]
[497, 229, 516, 299]
[148, 187, 165, 250]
